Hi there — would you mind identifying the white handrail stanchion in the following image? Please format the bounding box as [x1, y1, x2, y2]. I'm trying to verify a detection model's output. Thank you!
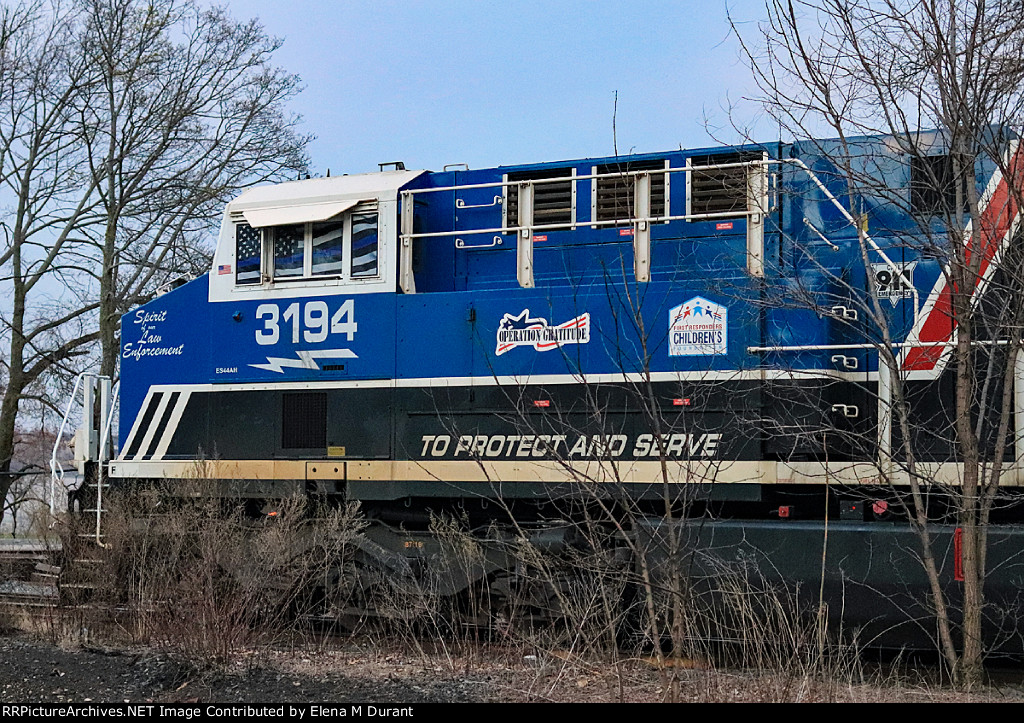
[49, 372, 87, 519]
[94, 380, 119, 547]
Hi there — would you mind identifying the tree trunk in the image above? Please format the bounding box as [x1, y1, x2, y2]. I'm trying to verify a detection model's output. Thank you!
[0, 240, 28, 527]
[99, 215, 119, 380]
[952, 283, 984, 685]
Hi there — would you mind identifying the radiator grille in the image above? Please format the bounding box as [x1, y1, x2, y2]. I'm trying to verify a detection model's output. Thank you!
[595, 160, 667, 222]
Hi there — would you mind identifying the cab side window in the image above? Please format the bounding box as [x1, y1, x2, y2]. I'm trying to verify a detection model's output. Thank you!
[350, 212, 379, 278]
[235, 223, 262, 285]
[311, 220, 345, 276]
[233, 204, 380, 286]
[272, 224, 305, 279]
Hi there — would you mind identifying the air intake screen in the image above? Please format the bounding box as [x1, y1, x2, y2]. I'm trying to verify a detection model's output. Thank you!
[506, 168, 573, 228]
[595, 160, 667, 222]
[282, 392, 327, 449]
[689, 151, 759, 218]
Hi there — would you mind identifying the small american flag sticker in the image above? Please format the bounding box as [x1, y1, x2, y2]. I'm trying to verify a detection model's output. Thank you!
[218, 264, 232, 275]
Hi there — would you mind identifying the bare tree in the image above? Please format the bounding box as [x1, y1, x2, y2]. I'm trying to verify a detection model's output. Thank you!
[0, 0, 311, 525]
[4, 417, 59, 538]
[0, 2, 103, 528]
[73, 0, 310, 379]
[734, 0, 1024, 684]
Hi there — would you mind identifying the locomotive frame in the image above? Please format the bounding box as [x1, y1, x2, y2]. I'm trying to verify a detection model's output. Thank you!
[59, 131, 1024, 651]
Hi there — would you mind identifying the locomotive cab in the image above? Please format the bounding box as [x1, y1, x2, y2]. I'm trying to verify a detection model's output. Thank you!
[208, 169, 424, 302]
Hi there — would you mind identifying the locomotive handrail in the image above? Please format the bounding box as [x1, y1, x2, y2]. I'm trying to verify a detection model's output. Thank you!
[404, 206, 759, 239]
[455, 235, 503, 249]
[398, 158, 918, 323]
[803, 217, 839, 251]
[93, 379, 119, 548]
[49, 372, 88, 518]
[456, 195, 503, 209]
[49, 373, 117, 545]
[747, 338, 1016, 353]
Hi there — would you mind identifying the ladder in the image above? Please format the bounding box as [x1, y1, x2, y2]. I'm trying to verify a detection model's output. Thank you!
[50, 373, 119, 547]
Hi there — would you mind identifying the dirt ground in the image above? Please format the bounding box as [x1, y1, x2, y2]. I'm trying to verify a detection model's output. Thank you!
[5, 631, 1024, 704]
[0, 634, 486, 704]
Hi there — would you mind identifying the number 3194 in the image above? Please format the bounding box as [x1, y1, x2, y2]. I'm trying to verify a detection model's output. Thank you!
[254, 299, 356, 346]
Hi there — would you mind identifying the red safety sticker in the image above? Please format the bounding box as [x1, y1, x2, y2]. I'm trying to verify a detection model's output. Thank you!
[716, 222, 734, 230]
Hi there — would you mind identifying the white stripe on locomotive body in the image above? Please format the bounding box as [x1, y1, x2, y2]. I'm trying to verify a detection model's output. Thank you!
[128, 367, 872, 398]
[151, 391, 192, 461]
[108, 458, 773, 485]
[899, 140, 1024, 380]
[135, 392, 171, 460]
[119, 388, 157, 458]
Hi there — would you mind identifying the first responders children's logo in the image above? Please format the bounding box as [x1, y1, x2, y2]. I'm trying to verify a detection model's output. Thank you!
[496, 309, 591, 356]
[669, 297, 728, 356]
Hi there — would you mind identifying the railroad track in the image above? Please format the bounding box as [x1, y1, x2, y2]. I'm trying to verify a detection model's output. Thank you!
[0, 580, 58, 608]
[0, 539, 63, 609]
[0, 539, 59, 562]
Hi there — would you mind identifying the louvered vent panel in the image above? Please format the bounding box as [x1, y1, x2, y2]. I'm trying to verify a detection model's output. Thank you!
[910, 154, 969, 216]
[505, 168, 573, 229]
[689, 151, 760, 218]
[595, 160, 667, 222]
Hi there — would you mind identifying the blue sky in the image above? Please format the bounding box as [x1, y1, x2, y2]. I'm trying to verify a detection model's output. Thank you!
[231, 1, 776, 174]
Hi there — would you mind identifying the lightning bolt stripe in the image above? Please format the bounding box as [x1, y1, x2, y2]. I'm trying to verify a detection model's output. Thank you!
[250, 348, 358, 374]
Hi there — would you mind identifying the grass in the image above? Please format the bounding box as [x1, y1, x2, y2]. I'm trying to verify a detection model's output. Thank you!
[3, 497, 1019, 702]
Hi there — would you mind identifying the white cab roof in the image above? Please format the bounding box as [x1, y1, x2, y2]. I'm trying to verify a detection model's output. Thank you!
[229, 169, 425, 227]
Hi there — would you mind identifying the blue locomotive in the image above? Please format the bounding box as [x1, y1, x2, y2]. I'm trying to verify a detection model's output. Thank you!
[103, 132, 1024, 649]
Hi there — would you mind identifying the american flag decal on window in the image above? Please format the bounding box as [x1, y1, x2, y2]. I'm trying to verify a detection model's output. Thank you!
[235, 223, 262, 285]
[218, 264, 232, 275]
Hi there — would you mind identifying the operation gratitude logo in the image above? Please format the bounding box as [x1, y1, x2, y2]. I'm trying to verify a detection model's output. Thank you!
[495, 309, 590, 356]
